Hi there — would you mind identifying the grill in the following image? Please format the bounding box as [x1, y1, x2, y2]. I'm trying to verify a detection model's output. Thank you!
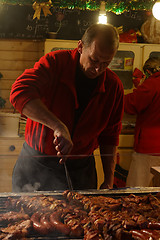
[0, 192, 83, 240]
[0, 187, 160, 239]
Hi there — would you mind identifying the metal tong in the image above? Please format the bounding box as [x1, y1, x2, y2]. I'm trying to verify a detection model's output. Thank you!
[64, 162, 73, 191]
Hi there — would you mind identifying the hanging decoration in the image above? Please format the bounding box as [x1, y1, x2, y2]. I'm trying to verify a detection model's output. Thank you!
[119, 29, 142, 43]
[32, 0, 52, 19]
[141, 16, 160, 44]
[0, 0, 156, 14]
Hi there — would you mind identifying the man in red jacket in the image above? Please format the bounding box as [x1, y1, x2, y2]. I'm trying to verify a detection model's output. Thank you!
[10, 23, 124, 192]
[125, 57, 160, 187]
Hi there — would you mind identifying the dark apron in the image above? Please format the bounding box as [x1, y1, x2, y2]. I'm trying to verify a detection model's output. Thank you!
[12, 142, 97, 192]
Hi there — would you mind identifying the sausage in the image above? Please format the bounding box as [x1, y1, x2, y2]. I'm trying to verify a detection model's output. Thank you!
[70, 223, 84, 237]
[65, 218, 84, 237]
[148, 221, 160, 230]
[108, 203, 122, 211]
[130, 230, 152, 240]
[40, 213, 53, 232]
[141, 229, 160, 239]
[30, 212, 50, 235]
[49, 212, 70, 235]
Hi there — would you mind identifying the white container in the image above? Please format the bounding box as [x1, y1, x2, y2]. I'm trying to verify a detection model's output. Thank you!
[0, 112, 20, 137]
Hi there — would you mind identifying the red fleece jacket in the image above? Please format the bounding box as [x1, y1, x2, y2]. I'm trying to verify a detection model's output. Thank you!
[10, 48, 124, 156]
[125, 71, 160, 154]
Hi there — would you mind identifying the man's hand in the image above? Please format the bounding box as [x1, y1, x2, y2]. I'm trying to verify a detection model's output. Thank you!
[53, 123, 73, 164]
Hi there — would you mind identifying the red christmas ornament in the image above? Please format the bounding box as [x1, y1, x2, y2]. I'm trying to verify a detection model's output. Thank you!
[119, 29, 138, 43]
[146, 11, 152, 16]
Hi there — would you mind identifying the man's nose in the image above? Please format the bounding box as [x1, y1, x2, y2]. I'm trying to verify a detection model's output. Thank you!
[94, 62, 101, 71]
[95, 66, 101, 73]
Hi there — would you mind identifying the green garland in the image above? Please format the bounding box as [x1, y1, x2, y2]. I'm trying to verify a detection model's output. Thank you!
[0, 0, 156, 13]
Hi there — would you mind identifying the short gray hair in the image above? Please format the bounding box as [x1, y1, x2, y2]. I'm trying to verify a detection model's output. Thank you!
[81, 24, 119, 51]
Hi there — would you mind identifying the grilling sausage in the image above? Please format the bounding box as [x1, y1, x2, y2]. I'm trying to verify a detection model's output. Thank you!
[50, 212, 70, 235]
[141, 229, 160, 239]
[31, 212, 50, 235]
[40, 213, 53, 232]
[130, 230, 152, 239]
[148, 221, 160, 230]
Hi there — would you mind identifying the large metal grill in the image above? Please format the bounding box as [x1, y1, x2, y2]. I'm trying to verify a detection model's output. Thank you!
[0, 187, 160, 239]
[0, 192, 82, 240]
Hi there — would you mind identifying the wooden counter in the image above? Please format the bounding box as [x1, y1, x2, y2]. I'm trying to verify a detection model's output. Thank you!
[151, 166, 160, 187]
[0, 137, 25, 192]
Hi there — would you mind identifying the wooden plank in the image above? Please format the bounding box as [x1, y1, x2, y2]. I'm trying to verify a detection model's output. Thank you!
[119, 134, 134, 148]
[0, 51, 42, 61]
[0, 40, 44, 52]
[0, 155, 18, 192]
[151, 166, 160, 187]
[0, 138, 24, 192]
[0, 60, 35, 70]
[38, 50, 44, 58]
[37, 42, 45, 55]
[0, 39, 45, 112]
[0, 89, 18, 109]
[0, 70, 24, 79]
[0, 89, 11, 98]
[1, 100, 13, 109]
[0, 90, 12, 109]
[0, 80, 15, 90]
[0, 137, 24, 156]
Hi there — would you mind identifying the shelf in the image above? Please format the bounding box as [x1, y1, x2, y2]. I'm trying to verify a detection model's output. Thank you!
[110, 69, 133, 72]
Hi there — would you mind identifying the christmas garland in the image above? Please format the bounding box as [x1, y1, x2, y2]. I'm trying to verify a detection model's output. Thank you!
[0, 0, 156, 13]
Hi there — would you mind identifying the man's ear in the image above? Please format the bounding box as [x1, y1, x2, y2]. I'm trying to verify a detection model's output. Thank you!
[77, 40, 83, 54]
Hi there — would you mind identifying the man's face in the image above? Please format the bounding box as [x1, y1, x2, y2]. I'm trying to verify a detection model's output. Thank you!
[78, 39, 117, 79]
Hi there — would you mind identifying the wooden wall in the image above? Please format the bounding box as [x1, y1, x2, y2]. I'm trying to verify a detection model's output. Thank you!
[0, 39, 45, 110]
[0, 40, 44, 192]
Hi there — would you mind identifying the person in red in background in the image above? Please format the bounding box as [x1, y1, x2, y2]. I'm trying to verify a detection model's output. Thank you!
[10, 24, 124, 192]
[125, 57, 160, 187]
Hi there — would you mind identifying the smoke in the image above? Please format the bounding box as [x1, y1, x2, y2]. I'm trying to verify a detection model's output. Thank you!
[22, 182, 41, 192]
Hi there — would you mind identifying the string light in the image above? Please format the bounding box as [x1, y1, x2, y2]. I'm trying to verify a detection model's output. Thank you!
[98, 1, 107, 24]
[152, 1, 160, 20]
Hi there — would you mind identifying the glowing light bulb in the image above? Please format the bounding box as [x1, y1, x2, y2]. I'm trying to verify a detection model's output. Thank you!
[98, 14, 107, 24]
[152, 1, 160, 21]
[98, 1, 107, 24]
